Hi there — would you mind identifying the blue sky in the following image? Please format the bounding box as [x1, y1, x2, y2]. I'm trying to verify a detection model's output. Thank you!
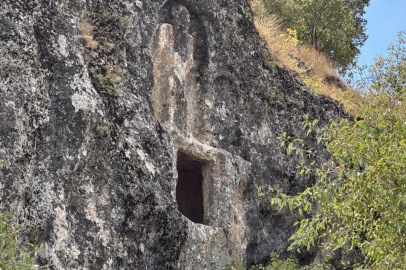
[357, 0, 406, 67]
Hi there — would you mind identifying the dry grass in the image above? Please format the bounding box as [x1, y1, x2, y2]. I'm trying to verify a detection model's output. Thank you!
[103, 41, 116, 52]
[250, 0, 362, 115]
[307, 77, 362, 115]
[97, 37, 116, 52]
[77, 20, 117, 52]
[253, 12, 301, 73]
[296, 46, 336, 77]
[78, 21, 98, 49]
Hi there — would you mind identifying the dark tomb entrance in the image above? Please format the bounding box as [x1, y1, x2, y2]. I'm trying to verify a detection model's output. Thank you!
[176, 151, 205, 224]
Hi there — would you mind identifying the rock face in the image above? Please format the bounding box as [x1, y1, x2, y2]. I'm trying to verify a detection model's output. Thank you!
[0, 0, 345, 269]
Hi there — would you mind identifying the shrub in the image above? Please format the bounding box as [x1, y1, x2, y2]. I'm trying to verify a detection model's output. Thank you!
[222, 253, 330, 270]
[0, 200, 39, 269]
[77, 12, 130, 52]
[78, 21, 98, 49]
[274, 88, 406, 269]
[89, 64, 124, 96]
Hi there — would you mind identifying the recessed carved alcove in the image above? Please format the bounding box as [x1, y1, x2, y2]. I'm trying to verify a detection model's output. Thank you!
[172, 133, 251, 267]
[176, 151, 205, 224]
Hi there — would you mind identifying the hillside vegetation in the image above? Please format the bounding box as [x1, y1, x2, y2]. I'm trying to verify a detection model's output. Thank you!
[260, 0, 369, 72]
[250, 0, 362, 115]
[239, 1, 406, 269]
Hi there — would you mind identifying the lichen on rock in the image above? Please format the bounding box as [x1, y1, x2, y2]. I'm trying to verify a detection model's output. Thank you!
[0, 0, 345, 269]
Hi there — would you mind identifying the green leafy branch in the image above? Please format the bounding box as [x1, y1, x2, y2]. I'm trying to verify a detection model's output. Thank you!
[271, 91, 406, 269]
[0, 191, 46, 270]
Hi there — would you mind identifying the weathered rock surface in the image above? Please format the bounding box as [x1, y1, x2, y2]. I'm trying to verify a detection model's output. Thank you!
[0, 0, 345, 269]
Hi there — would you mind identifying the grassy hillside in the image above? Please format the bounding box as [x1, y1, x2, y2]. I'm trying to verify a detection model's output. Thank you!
[250, 0, 361, 115]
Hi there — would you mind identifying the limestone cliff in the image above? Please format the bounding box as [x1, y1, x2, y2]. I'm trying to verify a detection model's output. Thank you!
[0, 0, 345, 269]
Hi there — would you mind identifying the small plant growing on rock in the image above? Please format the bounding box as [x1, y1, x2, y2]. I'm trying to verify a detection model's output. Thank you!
[95, 125, 109, 137]
[222, 253, 329, 269]
[222, 260, 245, 270]
[266, 88, 283, 105]
[0, 160, 8, 168]
[78, 12, 130, 53]
[304, 76, 322, 94]
[0, 193, 40, 269]
[100, 12, 131, 32]
[243, 7, 253, 22]
[97, 37, 115, 52]
[78, 21, 98, 49]
[89, 64, 124, 97]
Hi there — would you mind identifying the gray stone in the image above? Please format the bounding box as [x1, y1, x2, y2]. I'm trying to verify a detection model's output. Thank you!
[0, 0, 345, 269]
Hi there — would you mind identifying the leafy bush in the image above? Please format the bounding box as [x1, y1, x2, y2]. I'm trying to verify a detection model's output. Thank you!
[357, 31, 406, 96]
[89, 64, 124, 96]
[276, 92, 406, 269]
[222, 253, 329, 270]
[274, 52, 406, 269]
[257, 32, 406, 270]
[0, 202, 38, 269]
[279, 28, 299, 51]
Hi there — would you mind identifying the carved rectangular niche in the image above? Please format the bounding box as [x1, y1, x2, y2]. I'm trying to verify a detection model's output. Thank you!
[174, 134, 250, 228]
[173, 134, 251, 267]
[176, 151, 205, 224]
